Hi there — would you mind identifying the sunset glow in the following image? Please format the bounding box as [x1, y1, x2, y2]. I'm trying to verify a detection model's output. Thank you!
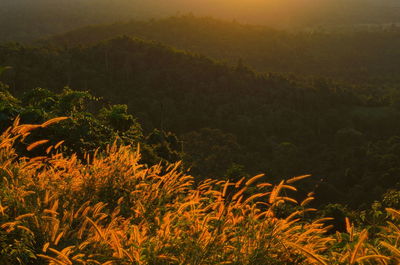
[1, 0, 400, 264]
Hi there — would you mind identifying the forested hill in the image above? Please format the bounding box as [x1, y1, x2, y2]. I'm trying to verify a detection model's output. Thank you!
[1, 0, 400, 43]
[47, 16, 400, 85]
[2, 36, 400, 208]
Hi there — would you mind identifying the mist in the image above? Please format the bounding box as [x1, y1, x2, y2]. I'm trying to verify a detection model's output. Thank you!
[1, 0, 399, 42]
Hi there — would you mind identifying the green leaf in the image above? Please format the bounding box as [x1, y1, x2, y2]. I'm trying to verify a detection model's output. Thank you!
[0, 66, 11, 76]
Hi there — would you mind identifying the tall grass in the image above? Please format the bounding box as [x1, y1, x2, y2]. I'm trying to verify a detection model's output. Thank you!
[0, 118, 399, 264]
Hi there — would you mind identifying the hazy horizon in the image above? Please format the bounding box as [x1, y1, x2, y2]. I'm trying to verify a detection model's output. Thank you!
[2, 0, 400, 28]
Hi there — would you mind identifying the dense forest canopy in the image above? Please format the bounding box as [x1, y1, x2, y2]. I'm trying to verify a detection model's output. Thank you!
[48, 16, 400, 85]
[1, 36, 400, 209]
[0, 0, 399, 210]
[1, 0, 400, 42]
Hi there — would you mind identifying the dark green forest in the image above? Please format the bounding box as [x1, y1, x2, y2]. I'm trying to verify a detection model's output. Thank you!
[0, 77, 182, 165]
[2, 32, 400, 209]
[48, 16, 400, 85]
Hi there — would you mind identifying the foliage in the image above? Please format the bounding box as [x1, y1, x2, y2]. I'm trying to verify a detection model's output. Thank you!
[1, 1, 400, 43]
[1, 119, 399, 264]
[48, 16, 400, 86]
[1, 36, 400, 208]
[0, 82, 180, 166]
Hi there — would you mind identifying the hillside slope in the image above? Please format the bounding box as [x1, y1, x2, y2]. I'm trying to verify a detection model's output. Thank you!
[1, 37, 400, 207]
[1, 0, 400, 42]
[48, 16, 400, 85]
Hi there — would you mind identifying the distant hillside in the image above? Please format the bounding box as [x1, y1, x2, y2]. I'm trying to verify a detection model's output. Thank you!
[2, 36, 400, 208]
[1, 0, 400, 42]
[48, 16, 400, 85]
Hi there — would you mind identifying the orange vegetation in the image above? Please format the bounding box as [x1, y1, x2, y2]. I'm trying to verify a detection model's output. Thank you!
[0, 118, 399, 264]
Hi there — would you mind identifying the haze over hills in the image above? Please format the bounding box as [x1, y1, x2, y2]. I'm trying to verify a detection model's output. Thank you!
[49, 16, 400, 85]
[1, 0, 400, 42]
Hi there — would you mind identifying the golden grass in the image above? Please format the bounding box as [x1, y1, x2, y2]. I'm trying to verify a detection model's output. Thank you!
[0, 119, 399, 264]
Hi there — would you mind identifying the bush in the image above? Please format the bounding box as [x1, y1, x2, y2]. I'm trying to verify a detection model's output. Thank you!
[0, 119, 399, 264]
